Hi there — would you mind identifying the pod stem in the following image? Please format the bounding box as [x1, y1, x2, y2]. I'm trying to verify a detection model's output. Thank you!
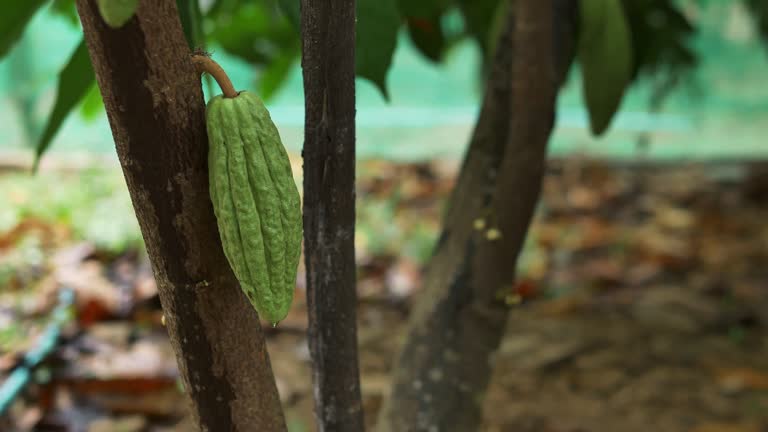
[191, 54, 238, 98]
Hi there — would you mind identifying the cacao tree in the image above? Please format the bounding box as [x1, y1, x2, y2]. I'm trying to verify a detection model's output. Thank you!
[300, 1, 364, 431]
[5, 0, 761, 431]
[73, 1, 287, 430]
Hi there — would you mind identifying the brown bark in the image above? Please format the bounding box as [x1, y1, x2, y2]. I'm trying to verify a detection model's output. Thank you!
[378, 1, 577, 431]
[300, 0, 364, 431]
[75, 1, 286, 430]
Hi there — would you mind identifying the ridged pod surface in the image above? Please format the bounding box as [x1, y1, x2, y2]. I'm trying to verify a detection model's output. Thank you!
[206, 91, 302, 324]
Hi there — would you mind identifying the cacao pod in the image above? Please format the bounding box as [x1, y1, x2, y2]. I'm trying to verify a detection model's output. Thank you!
[206, 91, 302, 324]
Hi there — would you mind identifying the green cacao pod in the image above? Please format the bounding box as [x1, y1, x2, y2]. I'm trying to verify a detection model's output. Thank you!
[96, 0, 138, 28]
[206, 91, 302, 324]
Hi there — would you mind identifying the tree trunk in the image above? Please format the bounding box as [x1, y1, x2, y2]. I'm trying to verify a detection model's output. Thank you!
[300, 0, 365, 431]
[75, 1, 287, 430]
[378, 1, 577, 431]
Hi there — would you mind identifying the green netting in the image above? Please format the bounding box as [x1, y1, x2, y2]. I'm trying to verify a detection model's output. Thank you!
[0, 1, 766, 161]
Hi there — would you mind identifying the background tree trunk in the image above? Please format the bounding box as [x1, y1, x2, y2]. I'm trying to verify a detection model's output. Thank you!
[75, 1, 287, 430]
[378, 1, 577, 431]
[300, 0, 365, 431]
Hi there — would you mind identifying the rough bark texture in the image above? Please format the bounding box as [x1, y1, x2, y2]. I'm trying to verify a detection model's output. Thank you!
[75, 1, 287, 430]
[378, 1, 577, 431]
[300, 0, 365, 431]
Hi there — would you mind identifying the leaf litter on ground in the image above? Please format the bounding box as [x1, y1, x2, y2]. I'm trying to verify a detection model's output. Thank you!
[1, 155, 767, 431]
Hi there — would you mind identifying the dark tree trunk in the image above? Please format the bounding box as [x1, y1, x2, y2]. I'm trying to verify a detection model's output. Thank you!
[75, 1, 287, 430]
[300, 0, 364, 431]
[378, 1, 577, 431]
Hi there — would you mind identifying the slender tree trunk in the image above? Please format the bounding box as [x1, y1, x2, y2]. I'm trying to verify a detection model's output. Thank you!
[378, 1, 577, 431]
[75, 1, 287, 430]
[300, 1, 365, 431]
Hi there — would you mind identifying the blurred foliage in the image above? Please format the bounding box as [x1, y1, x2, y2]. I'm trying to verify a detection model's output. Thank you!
[177, 0, 205, 49]
[208, 1, 295, 66]
[577, 0, 634, 136]
[355, 0, 401, 99]
[456, 0, 502, 56]
[32, 40, 94, 171]
[79, 83, 104, 122]
[0, 1, 49, 58]
[0, 235, 45, 290]
[745, 0, 768, 49]
[621, 0, 698, 107]
[406, 16, 448, 63]
[398, 0, 451, 63]
[207, 0, 300, 98]
[50, 0, 79, 25]
[3, 0, 762, 160]
[356, 192, 439, 264]
[7, 38, 40, 148]
[0, 168, 143, 253]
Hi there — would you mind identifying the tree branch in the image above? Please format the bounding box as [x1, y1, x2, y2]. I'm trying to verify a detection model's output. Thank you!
[300, 0, 365, 431]
[378, 1, 577, 430]
[75, 1, 286, 430]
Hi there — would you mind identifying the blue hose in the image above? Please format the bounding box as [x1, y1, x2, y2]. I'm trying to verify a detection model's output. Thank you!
[0, 288, 75, 415]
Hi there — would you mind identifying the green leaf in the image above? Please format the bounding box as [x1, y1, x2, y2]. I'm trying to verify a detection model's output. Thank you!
[406, 17, 446, 63]
[620, 0, 697, 106]
[276, 0, 300, 30]
[577, 0, 633, 136]
[33, 40, 95, 171]
[79, 83, 104, 121]
[177, 0, 205, 49]
[356, 0, 401, 100]
[745, 0, 768, 49]
[258, 42, 300, 100]
[485, 0, 510, 63]
[208, 2, 296, 66]
[51, 0, 80, 26]
[396, 0, 449, 19]
[456, 0, 501, 56]
[396, 0, 450, 63]
[0, 0, 48, 59]
[96, 0, 138, 28]
[206, 1, 300, 98]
